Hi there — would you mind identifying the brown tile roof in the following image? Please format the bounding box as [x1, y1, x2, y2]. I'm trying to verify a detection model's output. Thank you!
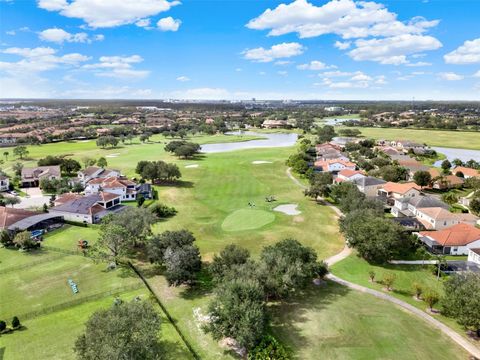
[420, 223, 480, 246]
[417, 207, 454, 220]
[55, 193, 83, 205]
[0, 206, 40, 229]
[98, 191, 120, 202]
[471, 248, 480, 255]
[381, 182, 421, 195]
[453, 167, 479, 178]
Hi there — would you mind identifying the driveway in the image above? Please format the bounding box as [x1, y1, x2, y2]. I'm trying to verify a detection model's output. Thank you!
[13, 187, 50, 209]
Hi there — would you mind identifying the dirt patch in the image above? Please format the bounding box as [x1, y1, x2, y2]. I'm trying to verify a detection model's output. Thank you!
[293, 216, 304, 222]
[274, 204, 301, 216]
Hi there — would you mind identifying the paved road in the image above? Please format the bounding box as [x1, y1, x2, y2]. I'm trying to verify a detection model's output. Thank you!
[286, 167, 480, 358]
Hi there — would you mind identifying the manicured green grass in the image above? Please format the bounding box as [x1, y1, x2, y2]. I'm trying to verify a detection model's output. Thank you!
[145, 272, 467, 360]
[0, 289, 193, 360]
[0, 247, 192, 360]
[3, 133, 263, 177]
[338, 126, 480, 150]
[271, 282, 467, 360]
[153, 146, 344, 260]
[221, 208, 275, 232]
[331, 254, 471, 339]
[43, 225, 99, 252]
[0, 251, 142, 319]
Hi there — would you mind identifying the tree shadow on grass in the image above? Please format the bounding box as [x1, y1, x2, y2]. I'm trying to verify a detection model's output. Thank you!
[155, 180, 194, 189]
[160, 340, 196, 359]
[268, 281, 351, 353]
[179, 269, 214, 300]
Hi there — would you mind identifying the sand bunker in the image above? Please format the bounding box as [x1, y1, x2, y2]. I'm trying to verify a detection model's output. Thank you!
[185, 164, 199, 168]
[106, 153, 120, 158]
[274, 204, 301, 216]
[79, 140, 91, 143]
[252, 160, 272, 164]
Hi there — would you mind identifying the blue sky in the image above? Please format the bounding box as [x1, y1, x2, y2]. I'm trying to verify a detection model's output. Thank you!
[0, 0, 479, 100]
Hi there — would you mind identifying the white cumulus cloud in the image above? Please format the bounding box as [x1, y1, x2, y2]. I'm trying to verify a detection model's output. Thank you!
[39, 27, 102, 43]
[349, 34, 442, 64]
[444, 38, 480, 64]
[438, 72, 464, 81]
[0, 46, 90, 75]
[157, 16, 181, 31]
[83, 55, 149, 79]
[37, 0, 180, 28]
[176, 76, 190, 82]
[243, 42, 304, 63]
[297, 60, 331, 70]
[247, 0, 438, 39]
[247, 0, 441, 65]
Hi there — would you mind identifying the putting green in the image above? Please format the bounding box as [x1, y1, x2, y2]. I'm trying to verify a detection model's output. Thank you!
[221, 208, 275, 232]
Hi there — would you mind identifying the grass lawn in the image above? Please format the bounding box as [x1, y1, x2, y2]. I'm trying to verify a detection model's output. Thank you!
[142, 269, 468, 360]
[42, 224, 100, 252]
[271, 282, 467, 360]
[338, 126, 480, 150]
[2, 133, 263, 178]
[0, 248, 192, 360]
[331, 254, 475, 342]
[153, 146, 344, 260]
[0, 289, 193, 360]
[0, 251, 142, 319]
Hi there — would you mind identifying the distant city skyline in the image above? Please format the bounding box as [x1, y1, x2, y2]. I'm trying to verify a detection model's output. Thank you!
[1, 0, 479, 100]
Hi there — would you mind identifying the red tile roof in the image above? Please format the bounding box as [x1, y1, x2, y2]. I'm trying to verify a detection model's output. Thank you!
[420, 223, 480, 246]
[453, 167, 479, 178]
[381, 182, 421, 195]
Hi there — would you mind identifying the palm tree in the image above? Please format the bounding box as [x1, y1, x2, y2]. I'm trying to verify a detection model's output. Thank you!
[3, 151, 9, 161]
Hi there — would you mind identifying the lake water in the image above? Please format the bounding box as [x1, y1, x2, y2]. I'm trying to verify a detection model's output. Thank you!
[432, 147, 480, 167]
[321, 118, 359, 126]
[201, 131, 298, 153]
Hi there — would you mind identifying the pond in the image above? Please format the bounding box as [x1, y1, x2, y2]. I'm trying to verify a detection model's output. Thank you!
[201, 131, 298, 153]
[321, 117, 359, 126]
[432, 147, 480, 167]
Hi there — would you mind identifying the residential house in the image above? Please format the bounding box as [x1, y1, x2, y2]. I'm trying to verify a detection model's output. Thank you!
[50, 192, 123, 224]
[84, 176, 152, 201]
[432, 175, 464, 190]
[0, 206, 63, 232]
[468, 248, 480, 265]
[391, 194, 449, 218]
[334, 169, 365, 183]
[417, 223, 480, 255]
[314, 158, 356, 173]
[315, 143, 348, 161]
[262, 119, 289, 129]
[21, 166, 61, 187]
[452, 166, 480, 179]
[378, 182, 421, 202]
[353, 176, 386, 197]
[390, 140, 426, 153]
[415, 207, 478, 230]
[77, 166, 121, 185]
[0, 176, 9, 192]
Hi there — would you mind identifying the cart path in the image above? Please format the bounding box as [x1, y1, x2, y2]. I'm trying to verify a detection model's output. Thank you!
[286, 167, 480, 358]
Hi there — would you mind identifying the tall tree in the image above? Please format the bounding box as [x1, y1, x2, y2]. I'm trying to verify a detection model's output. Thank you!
[210, 244, 250, 282]
[92, 223, 130, 264]
[443, 273, 480, 336]
[204, 278, 267, 350]
[13, 145, 29, 159]
[413, 170, 432, 188]
[74, 300, 163, 360]
[260, 238, 325, 299]
[340, 210, 404, 263]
